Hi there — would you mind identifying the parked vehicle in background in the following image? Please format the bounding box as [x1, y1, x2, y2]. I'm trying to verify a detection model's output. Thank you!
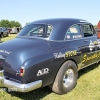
[10, 27, 21, 34]
[7, 28, 12, 33]
[0, 27, 9, 38]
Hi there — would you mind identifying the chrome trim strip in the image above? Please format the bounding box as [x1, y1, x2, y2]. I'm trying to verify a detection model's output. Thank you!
[87, 51, 97, 54]
[0, 70, 42, 92]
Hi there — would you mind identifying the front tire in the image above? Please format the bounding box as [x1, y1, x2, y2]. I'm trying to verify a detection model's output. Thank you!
[51, 60, 78, 94]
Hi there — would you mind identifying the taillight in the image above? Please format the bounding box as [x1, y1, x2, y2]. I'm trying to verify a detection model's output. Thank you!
[19, 66, 25, 76]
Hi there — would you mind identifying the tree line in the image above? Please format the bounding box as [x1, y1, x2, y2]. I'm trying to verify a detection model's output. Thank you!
[0, 19, 22, 28]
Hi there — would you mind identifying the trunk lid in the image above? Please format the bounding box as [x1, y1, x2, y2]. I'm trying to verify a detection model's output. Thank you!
[0, 37, 50, 70]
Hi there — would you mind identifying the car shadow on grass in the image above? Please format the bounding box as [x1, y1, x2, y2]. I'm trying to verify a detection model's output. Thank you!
[78, 63, 99, 79]
[7, 86, 52, 100]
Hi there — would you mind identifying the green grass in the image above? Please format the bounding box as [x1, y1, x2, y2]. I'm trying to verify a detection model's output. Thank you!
[1, 34, 17, 42]
[0, 35, 100, 100]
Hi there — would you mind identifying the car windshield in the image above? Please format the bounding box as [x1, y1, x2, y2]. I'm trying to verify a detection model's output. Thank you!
[17, 24, 52, 39]
[0, 28, 2, 30]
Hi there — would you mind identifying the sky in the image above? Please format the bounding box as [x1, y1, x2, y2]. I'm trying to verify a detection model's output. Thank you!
[0, 0, 100, 27]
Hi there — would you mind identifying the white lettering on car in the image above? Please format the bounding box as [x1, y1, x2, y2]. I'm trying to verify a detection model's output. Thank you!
[0, 50, 11, 54]
[89, 40, 94, 51]
[73, 35, 82, 38]
[37, 68, 49, 76]
[53, 52, 65, 59]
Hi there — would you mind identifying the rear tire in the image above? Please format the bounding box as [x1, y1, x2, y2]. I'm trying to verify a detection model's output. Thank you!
[50, 60, 78, 94]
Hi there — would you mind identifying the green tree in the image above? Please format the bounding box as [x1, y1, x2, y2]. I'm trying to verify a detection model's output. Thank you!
[0, 19, 22, 28]
[10, 21, 16, 28]
[15, 21, 22, 28]
[0, 19, 10, 28]
[10, 21, 22, 28]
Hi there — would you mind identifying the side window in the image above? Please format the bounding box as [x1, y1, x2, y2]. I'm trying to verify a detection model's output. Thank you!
[29, 25, 52, 34]
[82, 24, 94, 37]
[26, 24, 52, 38]
[65, 24, 82, 40]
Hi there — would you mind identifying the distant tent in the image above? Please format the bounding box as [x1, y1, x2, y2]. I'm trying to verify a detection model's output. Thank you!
[97, 21, 100, 38]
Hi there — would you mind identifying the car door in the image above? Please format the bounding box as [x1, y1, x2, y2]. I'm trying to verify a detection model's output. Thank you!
[65, 24, 89, 68]
[80, 24, 98, 67]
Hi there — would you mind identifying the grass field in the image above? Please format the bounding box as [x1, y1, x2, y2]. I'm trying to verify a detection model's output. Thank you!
[1, 34, 17, 42]
[0, 34, 100, 100]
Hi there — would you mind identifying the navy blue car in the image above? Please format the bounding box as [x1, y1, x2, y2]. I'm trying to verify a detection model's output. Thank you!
[0, 18, 99, 94]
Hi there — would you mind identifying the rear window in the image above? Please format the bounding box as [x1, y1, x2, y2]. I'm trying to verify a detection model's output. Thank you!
[18, 24, 52, 38]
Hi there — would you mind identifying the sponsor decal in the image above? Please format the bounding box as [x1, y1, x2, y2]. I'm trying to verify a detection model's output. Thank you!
[54, 52, 65, 59]
[70, 27, 78, 33]
[0, 50, 11, 54]
[53, 50, 77, 59]
[93, 41, 98, 45]
[37, 68, 49, 76]
[89, 40, 95, 51]
[66, 50, 77, 57]
[89, 40, 100, 51]
[66, 35, 70, 39]
[73, 35, 82, 39]
[82, 52, 100, 63]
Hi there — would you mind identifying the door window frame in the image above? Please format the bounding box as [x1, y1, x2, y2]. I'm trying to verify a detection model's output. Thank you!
[80, 24, 96, 38]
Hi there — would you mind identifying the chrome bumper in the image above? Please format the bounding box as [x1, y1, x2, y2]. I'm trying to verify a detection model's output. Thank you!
[0, 70, 42, 92]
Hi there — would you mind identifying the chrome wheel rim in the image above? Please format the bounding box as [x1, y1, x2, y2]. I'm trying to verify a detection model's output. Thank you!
[63, 68, 74, 87]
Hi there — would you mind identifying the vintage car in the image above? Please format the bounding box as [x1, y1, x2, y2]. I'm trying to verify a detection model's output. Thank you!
[0, 27, 9, 38]
[0, 18, 99, 94]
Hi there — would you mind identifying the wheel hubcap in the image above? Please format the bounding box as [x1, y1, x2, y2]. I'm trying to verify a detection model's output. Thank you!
[63, 68, 74, 87]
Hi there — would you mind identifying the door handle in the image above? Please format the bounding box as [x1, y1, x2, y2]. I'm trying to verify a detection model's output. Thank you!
[84, 40, 88, 42]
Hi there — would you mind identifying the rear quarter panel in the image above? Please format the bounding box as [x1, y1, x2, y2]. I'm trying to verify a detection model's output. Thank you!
[24, 41, 81, 87]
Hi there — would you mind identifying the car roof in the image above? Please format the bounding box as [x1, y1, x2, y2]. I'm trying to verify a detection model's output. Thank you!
[28, 18, 92, 41]
[29, 18, 90, 25]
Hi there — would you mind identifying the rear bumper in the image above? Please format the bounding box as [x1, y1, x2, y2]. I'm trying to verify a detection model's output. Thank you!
[0, 70, 42, 92]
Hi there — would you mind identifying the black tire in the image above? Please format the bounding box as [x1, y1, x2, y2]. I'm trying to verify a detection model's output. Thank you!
[6, 32, 9, 37]
[0, 33, 3, 38]
[50, 60, 78, 94]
